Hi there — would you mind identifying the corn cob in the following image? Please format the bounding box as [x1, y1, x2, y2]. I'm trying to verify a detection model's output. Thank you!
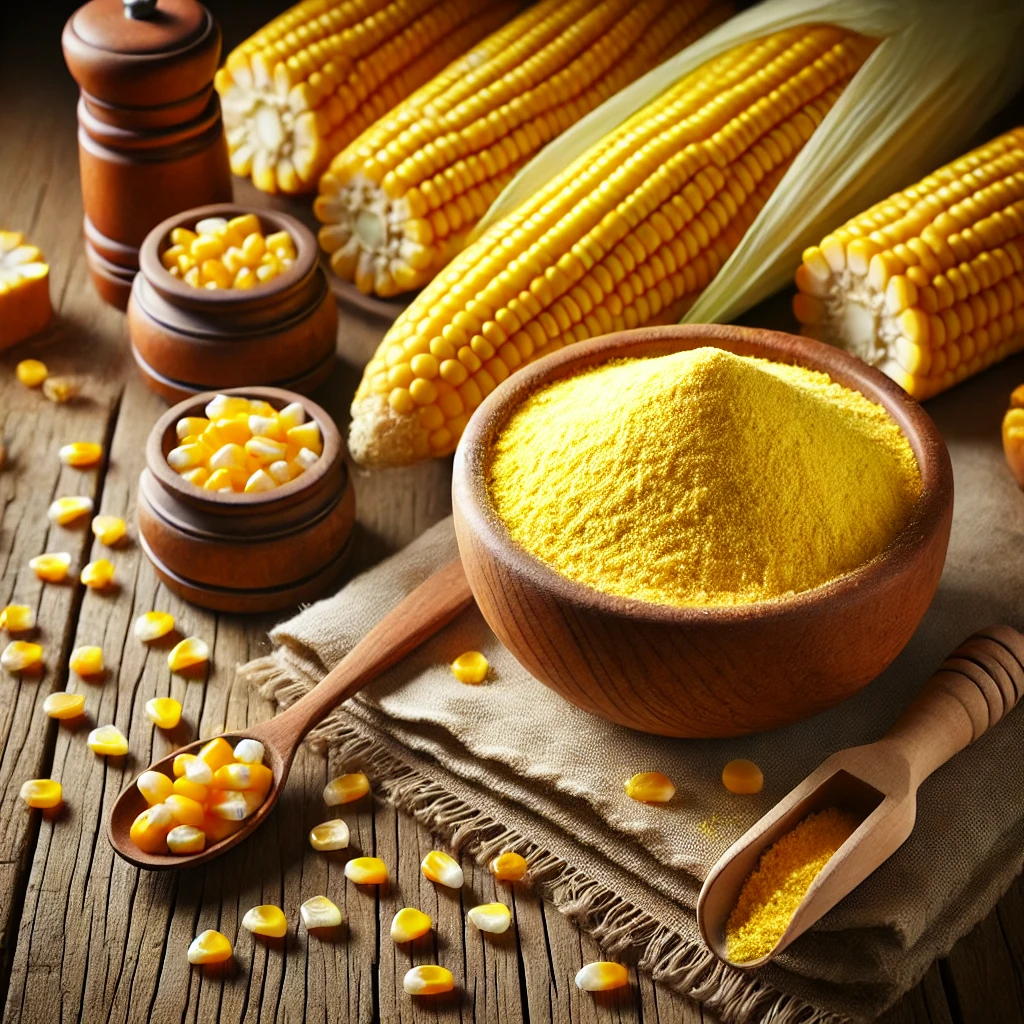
[315, 0, 734, 296]
[214, 0, 524, 194]
[348, 25, 877, 466]
[795, 127, 1024, 400]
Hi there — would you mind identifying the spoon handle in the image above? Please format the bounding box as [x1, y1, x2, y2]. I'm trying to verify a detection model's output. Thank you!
[252, 559, 473, 750]
[883, 626, 1024, 786]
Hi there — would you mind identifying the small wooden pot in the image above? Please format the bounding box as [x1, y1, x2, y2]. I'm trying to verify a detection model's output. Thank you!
[138, 386, 355, 613]
[128, 204, 338, 403]
[453, 324, 954, 739]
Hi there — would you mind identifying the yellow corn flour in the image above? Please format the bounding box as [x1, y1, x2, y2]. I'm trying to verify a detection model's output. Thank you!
[487, 348, 921, 607]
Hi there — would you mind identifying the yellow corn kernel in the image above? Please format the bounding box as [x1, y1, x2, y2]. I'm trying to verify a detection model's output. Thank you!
[173, 753, 197, 777]
[170, 227, 197, 246]
[201, 259, 232, 290]
[130, 803, 173, 853]
[467, 902, 512, 934]
[167, 443, 210, 472]
[248, 414, 283, 440]
[168, 637, 209, 673]
[344, 856, 388, 885]
[451, 651, 488, 684]
[176, 416, 209, 440]
[202, 813, 245, 843]
[20, 779, 62, 809]
[198, 736, 235, 772]
[184, 759, 213, 785]
[286, 421, 322, 456]
[229, 214, 260, 239]
[137, 770, 174, 805]
[59, 442, 102, 468]
[205, 394, 252, 420]
[575, 962, 629, 992]
[195, 216, 229, 238]
[268, 460, 298, 484]
[69, 645, 103, 676]
[135, 611, 175, 642]
[234, 267, 257, 289]
[293, 448, 319, 471]
[145, 697, 182, 729]
[212, 416, 252, 446]
[30, 552, 71, 582]
[42, 377, 79, 404]
[81, 559, 114, 589]
[172, 776, 209, 803]
[203, 468, 236, 491]
[16, 359, 48, 387]
[233, 738, 265, 764]
[87, 724, 128, 756]
[181, 466, 210, 487]
[188, 929, 232, 965]
[211, 762, 272, 793]
[278, 402, 305, 431]
[490, 851, 528, 882]
[167, 825, 206, 855]
[43, 691, 86, 720]
[242, 904, 288, 938]
[48, 495, 94, 525]
[403, 965, 455, 996]
[165, 794, 206, 828]
[245, 436, 288, 464]
[722, 759, 764, 795]
[264, 231, 294, 257]
[299, 895, 342, 930]
[91, 515, 127, 546]
[390, 907, 432, 943]
[2, 640, 43, 672]
[421, 850, 464, 888]
[0, 604, 35, 632]
[309, 819, 350, 852]
[244, 469, 277, 493]
[625, 771, 676, 804]
[323, 772, 370, 806]
[190, 236, 225, 263]
[256, 262, 279, 284]
[208, 788, 263, 821]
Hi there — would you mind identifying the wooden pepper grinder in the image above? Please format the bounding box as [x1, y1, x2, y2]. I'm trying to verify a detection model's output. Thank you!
[62, 0, 232, 309]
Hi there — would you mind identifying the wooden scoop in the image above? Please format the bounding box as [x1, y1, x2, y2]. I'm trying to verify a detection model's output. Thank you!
[108, 559, 472, 870]
[698, 625, 1024, 968]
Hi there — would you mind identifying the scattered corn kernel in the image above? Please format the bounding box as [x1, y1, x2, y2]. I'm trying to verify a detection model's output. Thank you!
[208, 788, 263, 820]
[130, 803, 173, 853]
[2, 640, 42, 672]
[451, 651, 488, 684]
[323, 772, 370, 806]
[467, 903, 512, 934]
[173, 776, 209, 803]
[29, 552, 71, 582]
[575, 962, 629, 992]
[722, 759, 764, 795]
[43, 691, 86, 719]
[300, 895, 342, 930]
[91, 515, 126, 546]
[168, 636, 209, 673]
[309, 819, 350, 851]
[167, 825, 206, 854]
[42, 377, 80, 404]
[184, 758, 214, 785]
[58, 442, 102, 468]
[625, 771, 676, 804]
[145, 697, 182, 729]
[87, 724, 128, 756]
[490, 851, 529, 882]
[48, 496, 94, 525]
[137, 770, 174, 805]
[0, 604, 35, 632]
[20, 779, 62, 809]
[69, 645, 103, 676]
[233, 738, 264, 764]
[81, 559, 114, 589]
[390, 907, 432, 943]
[345, 856, 388, 885]
[16, 358, 48, 387]
[173, 752, 197, 777]
[211, 762, 272, 793]
[421, 850, 464, 889]
[166, 793, 206, 828]
[403, 965, 455, 996]
[242, 904, 288, 938]
[187, 929, 232, 964]
[198, 736, 235, 772]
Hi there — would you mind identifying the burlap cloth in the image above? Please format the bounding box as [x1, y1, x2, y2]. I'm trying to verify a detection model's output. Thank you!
[239, 357, 1024, 1023]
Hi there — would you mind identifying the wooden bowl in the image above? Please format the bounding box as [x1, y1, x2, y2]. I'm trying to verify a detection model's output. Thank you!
[138, 386, 355, 613]
[452, 324, 954, 738]
[128, 204, 337, 402]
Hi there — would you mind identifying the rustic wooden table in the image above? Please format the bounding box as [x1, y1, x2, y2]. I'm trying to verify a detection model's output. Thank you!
[2, 4, 1023, 1022]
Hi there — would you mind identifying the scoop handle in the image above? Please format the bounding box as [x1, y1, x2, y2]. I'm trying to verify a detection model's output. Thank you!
[883, 626, 1024, 786]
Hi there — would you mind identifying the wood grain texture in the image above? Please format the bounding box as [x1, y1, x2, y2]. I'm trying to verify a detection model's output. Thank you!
[0, 3, 1022, 1023]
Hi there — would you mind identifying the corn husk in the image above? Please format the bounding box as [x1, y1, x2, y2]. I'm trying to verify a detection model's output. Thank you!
[472, 0, 1024, 326]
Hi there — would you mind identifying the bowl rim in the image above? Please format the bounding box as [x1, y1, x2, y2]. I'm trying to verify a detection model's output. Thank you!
[147, 385, 341, 509]
[452, 323, 954, 627]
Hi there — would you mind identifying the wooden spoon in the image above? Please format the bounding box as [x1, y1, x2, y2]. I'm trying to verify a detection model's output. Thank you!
[108, 559, 472, 870]
[697, 625, 1024, 968]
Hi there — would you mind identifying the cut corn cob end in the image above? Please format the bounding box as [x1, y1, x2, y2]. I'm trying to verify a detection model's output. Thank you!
[135, 611, 175, 642]
[168, 637, 209, 673]
[69, 645, 103, 676]
[145, 697, 183, 729]
[421, 850, 464, 888]
[490, 850, 529, 882]
[309, 819, 350, 851]
[0, 231, 51, 348]
[0, 604, 35, 632]
[242, 904, 288, 938]
[403, 965, 455, 996]
[323, 771, 370, 806]
[467, 902, 512, 934]
[20, 778, 62, 809]
[188, 930, 232, 965]
[624, 771, 676, 804]
[344, 856, 388, 885]
[43, 691, 86, 720]
[300, 895, 342, 930]
[575, 961, 629, 992]
[794, 127, 1024, 401]
[390, 907, 432, 943]
[2, 640, 43, 672]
